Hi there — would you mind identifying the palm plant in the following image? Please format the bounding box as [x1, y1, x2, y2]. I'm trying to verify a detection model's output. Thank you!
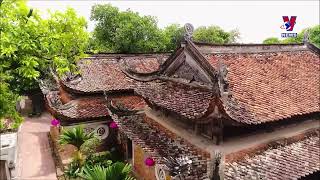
[79, 162, 135, 180]
[80, 165, 107, 180]
[59, 125, 95, 150]
[59, 126, 97, 166]
[105, 162, 134, 180]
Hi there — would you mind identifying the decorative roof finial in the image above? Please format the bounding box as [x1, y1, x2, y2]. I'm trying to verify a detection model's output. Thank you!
[184, 23, 194, 40]
[303, 29, 310, 44]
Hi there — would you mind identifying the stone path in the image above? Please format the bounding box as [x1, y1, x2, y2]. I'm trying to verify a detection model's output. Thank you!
[14, 112, 57, 180]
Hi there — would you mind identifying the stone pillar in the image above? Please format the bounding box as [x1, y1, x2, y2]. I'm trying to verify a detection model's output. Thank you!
[18, 96, 33, 116]
[50, 126, 60, 141]
[208, 151, 224, 180]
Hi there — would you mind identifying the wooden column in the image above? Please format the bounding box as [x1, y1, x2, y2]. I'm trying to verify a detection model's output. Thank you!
[193, 122, 200, 135]
[212, 119, 223, 145]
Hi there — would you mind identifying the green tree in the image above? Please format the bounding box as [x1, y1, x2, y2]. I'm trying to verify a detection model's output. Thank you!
[193, 26, 239, 44]
[0, 83, 23, 130]
[307, 25, 320, 47]
[0, 0, 89, 94]
[0, 0, 88, 125]
[263, 25, 320, 48]
[263, 37, 281, 44]
[90, 4, 165, 53]
[162, 24, 184, 51]
[90, 4, 241, 53]
[281, 29, 305, 44]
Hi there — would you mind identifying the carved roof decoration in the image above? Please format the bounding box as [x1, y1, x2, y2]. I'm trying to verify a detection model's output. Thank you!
[224, 129, 320, 179]
[184, 23, 194, 40]
[159, 39, 218, 84]
[39, 78, 59, 95]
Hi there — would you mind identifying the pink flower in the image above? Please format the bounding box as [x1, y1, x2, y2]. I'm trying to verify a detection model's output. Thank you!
[109, 121, 118, 129]
[145, 157, 155, 166]
[51, 119, 60, 126]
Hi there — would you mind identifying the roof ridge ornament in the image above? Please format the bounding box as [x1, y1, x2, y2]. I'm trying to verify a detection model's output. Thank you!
[184, 23, 194, 40]
[303, 29, 310, 44]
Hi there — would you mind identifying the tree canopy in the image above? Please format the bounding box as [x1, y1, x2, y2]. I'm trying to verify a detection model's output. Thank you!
[193, 26, 239, 44]
[263, 25, 320, 48]
[161, 24, 184, 51]
[262, 37, 282, 44]
[0, 0, 89, 94]
[0, 0, 88, 127]
[90, 4, 165, 53]
[89, 4, 240, 53]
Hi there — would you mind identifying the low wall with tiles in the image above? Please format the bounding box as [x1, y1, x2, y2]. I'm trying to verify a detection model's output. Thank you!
[133, 144, 156, 180]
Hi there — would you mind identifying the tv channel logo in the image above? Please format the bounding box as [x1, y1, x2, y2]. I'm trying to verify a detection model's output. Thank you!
[280, 16, 298, 38]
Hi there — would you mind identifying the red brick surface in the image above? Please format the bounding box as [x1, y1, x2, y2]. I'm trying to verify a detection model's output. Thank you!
[16, 113, 57, 180]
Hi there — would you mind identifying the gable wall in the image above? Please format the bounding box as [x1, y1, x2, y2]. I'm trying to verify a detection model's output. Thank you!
[185, 51, 213, 83]
[164, 49, 214, 84]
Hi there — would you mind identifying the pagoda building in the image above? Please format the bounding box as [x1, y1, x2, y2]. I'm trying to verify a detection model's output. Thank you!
[40, 53, 169, 142]
[42, 25, 320, 180]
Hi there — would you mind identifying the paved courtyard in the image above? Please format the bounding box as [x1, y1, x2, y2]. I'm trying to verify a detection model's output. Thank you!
[14, 112, 57, 180]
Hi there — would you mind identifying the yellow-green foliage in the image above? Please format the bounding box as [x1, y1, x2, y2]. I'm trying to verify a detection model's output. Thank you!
[0, 0, 89, 94]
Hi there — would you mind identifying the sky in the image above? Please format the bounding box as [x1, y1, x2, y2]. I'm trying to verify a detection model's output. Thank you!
[27, 1, 319, 43]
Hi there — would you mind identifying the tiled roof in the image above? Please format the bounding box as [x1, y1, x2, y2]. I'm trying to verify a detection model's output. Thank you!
[206, 50, 320, 124]
[45, 91, 109, 122]
[110, 95, 146, 111]
[62, 54, 168, 93]
[135, 81, 215, 119]
[224, 134, 320, 180]
[123, 56, 166, 73]
[39, 77, 110, 123]
[108, 111, 209, 179]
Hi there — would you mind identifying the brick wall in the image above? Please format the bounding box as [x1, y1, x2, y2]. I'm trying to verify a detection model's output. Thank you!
[133, 144, 157, 180]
